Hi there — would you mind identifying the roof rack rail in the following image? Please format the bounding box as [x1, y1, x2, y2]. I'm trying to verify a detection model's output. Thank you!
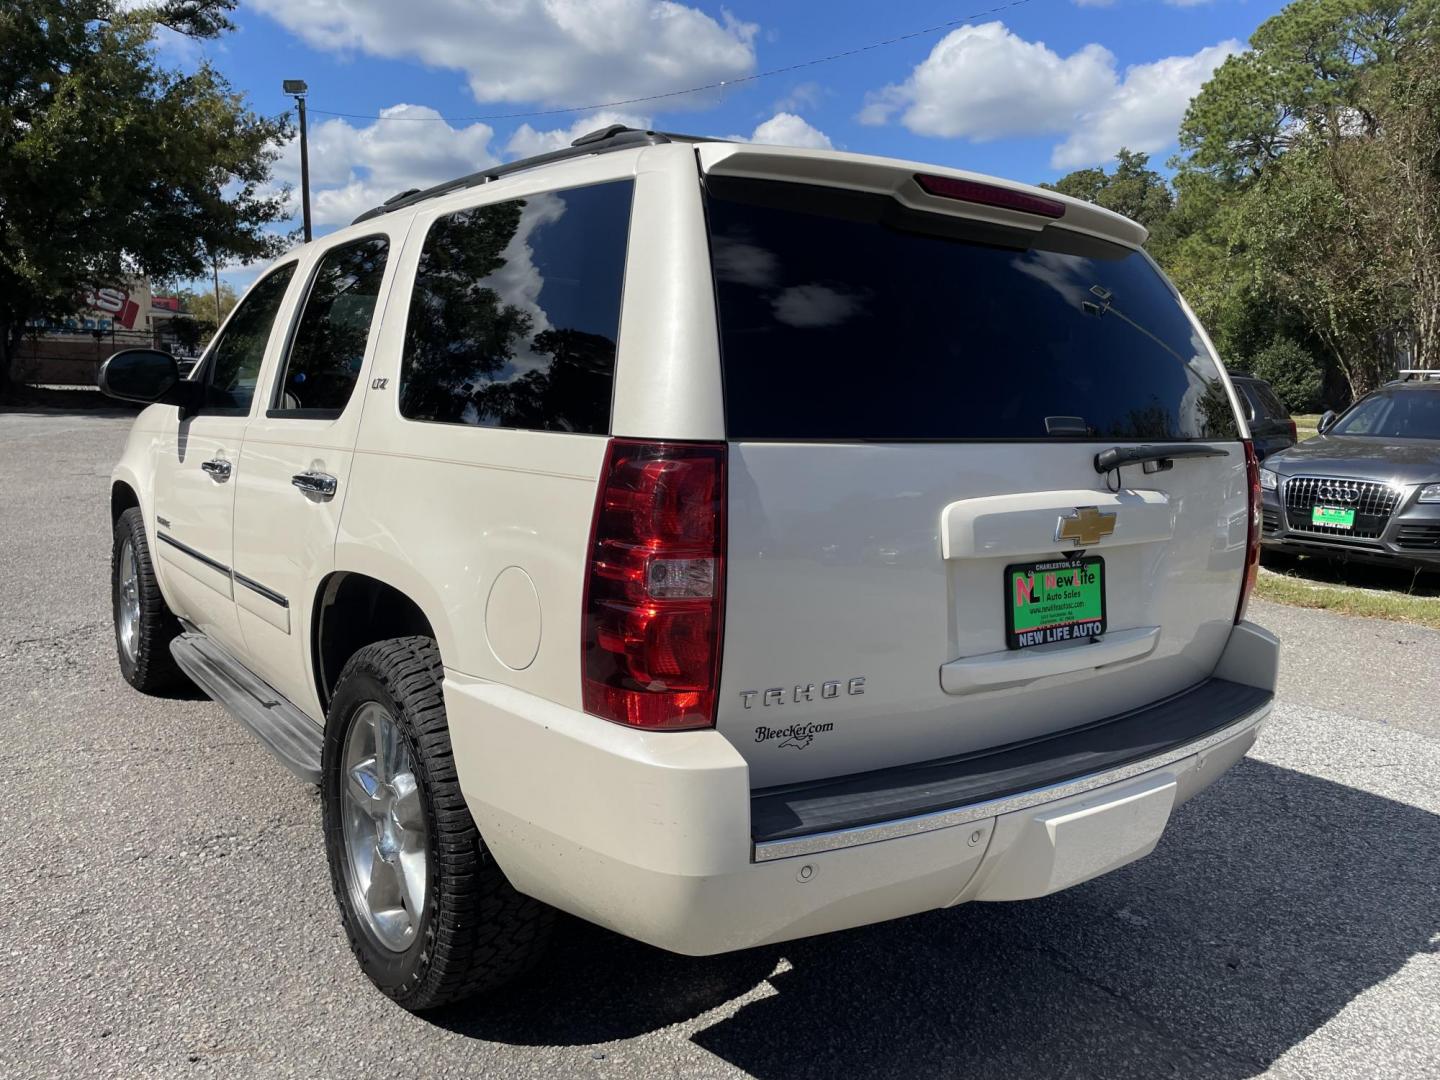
[351, 125, 679, 225]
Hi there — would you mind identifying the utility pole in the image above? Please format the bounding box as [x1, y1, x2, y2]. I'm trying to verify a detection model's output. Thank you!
[283, 79, 312, 243]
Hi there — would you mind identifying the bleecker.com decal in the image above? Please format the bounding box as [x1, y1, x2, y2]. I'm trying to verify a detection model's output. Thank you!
[755, 722, 834, 750]
[1009, 557, 1105, 648]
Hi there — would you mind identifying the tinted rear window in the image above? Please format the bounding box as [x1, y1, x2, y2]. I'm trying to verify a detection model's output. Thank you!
[1238, 379, 1286, 420]
[706, 178, 1238, 441]
[1256, 383, 1286, 418]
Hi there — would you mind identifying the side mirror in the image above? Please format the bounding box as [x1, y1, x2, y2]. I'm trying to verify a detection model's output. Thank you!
[1317, 409, 1338, 434]
[97, 348, 201, 414]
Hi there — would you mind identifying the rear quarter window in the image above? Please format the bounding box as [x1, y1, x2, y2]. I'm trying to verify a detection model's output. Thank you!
[706, 177, 1239, 442]
[399, 179, 633, 434]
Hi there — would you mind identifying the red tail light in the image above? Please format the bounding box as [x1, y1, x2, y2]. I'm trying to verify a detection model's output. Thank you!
[582, 439, 726, 730]
[914, 173, 1065, 219]
[1286, 418, 1298, 442]
[1236, 439, 1261, 623]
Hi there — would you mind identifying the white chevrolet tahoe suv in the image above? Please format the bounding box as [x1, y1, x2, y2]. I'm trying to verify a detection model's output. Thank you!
[101, 126, 1279, 1012]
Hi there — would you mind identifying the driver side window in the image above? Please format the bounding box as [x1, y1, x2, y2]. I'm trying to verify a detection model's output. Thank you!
[269, 236, 389, 419]
[201, 263, 297, 415]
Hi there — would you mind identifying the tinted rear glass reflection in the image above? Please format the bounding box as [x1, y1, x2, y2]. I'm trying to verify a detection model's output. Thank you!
[706, 178, 1238, 442]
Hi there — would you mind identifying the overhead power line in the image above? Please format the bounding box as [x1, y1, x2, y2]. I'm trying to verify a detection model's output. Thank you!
[308, 0, 1038, 125]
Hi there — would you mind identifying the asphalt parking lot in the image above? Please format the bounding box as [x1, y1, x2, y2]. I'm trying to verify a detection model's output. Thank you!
[2, 407, 1438, 1080]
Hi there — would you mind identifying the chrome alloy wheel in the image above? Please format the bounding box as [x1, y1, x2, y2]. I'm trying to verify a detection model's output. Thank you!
[117, 537, 140, 664]
[340, 702, 430, 953]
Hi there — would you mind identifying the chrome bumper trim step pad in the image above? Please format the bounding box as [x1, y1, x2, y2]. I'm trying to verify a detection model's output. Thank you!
[751, 677, 1271, 860]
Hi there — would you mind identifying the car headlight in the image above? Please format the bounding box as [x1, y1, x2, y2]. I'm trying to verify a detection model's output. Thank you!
[1419, 483, 1440, 503]
[1260, 468, 1279, 491]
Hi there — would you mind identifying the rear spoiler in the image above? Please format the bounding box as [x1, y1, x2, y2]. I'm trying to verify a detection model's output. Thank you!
[696, 143, 1148, 249]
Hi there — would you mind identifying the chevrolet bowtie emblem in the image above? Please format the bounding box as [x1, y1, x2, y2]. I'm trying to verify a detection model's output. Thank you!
[1056, 506, 1117, 546]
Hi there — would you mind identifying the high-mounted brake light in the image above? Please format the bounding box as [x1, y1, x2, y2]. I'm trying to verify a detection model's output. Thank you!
[915, 173, 1065, 219]
[581, 440, 727, 730]
[1236, 439, 1261, 624]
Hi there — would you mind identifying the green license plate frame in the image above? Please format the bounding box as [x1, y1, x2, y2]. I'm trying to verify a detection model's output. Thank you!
[1005, 555, 1107, 651]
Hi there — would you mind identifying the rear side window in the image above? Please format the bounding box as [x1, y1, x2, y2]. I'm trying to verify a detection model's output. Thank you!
[399, 180, 633, 434]
[1249, 380, 1286, 419]
[272, 235, 389, 418]
[706, 178, 1239, 442]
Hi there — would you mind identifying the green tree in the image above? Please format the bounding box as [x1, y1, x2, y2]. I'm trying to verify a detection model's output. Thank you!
[1374, 41, 1440, 369]
[1044, 149, 1175, 237]
[1249, 336, 1326, 411]
[177, 281, 239, 331]
[1173, 0, 1440, 398]
[1157, 171, 1282, 365]
[0, 0, 290, 396]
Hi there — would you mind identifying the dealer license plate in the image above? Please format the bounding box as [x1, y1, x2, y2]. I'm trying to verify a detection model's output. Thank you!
[1312, 505, 1356, 529]
[1005, 556, 1107, 651]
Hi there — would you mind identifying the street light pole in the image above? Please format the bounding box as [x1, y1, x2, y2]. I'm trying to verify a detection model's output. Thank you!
[283, 79, 312, 243]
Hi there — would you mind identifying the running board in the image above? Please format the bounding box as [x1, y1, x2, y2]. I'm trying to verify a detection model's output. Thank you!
[171, 632, 323, 784]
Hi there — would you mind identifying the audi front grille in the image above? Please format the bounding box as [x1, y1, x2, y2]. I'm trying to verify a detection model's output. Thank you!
[1282, 476, 1400, 541]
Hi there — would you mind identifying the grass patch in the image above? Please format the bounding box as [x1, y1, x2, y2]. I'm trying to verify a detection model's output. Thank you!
[1292, 413, 1321, 440]
[1256, 563, 1440, 629]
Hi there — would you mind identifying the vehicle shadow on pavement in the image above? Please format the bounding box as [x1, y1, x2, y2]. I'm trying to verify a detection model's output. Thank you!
[0, 388, 142, 418]
[1263, 550, 1440, 596]
[439, 759, 1440, 1079]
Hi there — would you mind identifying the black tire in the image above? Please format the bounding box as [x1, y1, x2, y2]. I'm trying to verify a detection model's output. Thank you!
[111, 507, 184, 693]
[321, 636, 554, 1012]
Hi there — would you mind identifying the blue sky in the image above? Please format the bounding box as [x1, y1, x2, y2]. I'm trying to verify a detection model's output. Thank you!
[170, 0, 1289, 288]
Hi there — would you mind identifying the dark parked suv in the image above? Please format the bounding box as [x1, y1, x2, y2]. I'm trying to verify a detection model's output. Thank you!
[1230, 373, 1297, 461]
[1260, 379, 1440, 568]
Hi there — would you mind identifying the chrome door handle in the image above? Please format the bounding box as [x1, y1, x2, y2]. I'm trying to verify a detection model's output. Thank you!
[291, 471, 338, 499]
[200, 458, 232, 482]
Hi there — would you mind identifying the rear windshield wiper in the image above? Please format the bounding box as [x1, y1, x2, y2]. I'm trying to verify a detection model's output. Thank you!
[1094, 444, 1229, 474]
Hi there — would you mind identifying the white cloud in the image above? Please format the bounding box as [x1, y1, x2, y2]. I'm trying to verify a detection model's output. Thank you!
[249, 0, 757, 108]
[1165, 0, 1214, 6]
[859, 23, 1240, 170]
[735, 112, 833, 150]
[712, 237, 780, 288]
[858, 23, 1116, 140]
[273, 104, 499, 227]
[771, 284, 866, 328]
[504, 111, 652, 159]
[1072, 0, 1116, 6]
[1050, 40, 1241, 168]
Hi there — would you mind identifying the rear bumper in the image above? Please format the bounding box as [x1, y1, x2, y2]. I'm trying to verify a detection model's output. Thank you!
[446, 622, 1278, 956]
